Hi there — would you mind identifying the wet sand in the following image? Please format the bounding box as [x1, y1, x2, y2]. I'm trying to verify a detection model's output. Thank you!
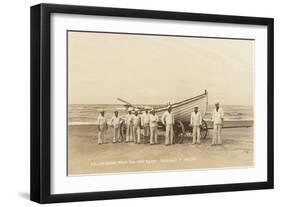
[68, 126, 253, 175]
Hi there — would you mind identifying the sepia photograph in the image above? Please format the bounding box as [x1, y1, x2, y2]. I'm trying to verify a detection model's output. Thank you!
[67, 31, 254, 176]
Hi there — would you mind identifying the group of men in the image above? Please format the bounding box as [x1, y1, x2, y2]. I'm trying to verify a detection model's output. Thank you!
[97, 102, 224, 146]
[123, 107, 161, 145]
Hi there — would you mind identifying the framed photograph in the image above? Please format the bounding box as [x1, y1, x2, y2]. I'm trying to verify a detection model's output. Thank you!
[30, 3, 274, 203]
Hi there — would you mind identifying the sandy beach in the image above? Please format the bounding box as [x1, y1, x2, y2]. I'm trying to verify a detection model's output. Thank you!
[68, 125, 253, 175]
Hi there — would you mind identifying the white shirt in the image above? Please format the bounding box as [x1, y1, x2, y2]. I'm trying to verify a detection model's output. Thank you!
[149, 114, 159, 128]
[212, 108, 224, 124]
[132, 115, 141, 127]
[161, 111, 175, 125]
[142, 113, 150, 126]
[97, 115, 107, 126]
[125, 113, 133, 126]
[110, 116, 121, 128]
[190, 111, 202, 126]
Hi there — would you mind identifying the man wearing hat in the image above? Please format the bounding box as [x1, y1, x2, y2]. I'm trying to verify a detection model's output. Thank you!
[110, 110, 121, 143]
[190, 106, 202, 144]
[125, 108, 134, 142]
[97, 110, 108, 144]
[161, 105, 175, 145]
[212, 102, 224, 145]
[132, 110, 141, 143]
[149, 109, 159, 145]
[141, 107, 150, 143]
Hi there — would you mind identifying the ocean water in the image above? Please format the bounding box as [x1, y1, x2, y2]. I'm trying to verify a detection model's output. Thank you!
[68, 104, 253, 124]
[205, 105, 253, 120]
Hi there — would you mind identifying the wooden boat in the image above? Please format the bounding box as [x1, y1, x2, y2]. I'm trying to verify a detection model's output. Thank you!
[118, 90, 209, 141]
[153, 90, 208, 122]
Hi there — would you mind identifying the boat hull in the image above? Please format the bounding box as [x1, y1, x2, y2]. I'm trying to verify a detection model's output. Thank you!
[155, 94, 208, 122]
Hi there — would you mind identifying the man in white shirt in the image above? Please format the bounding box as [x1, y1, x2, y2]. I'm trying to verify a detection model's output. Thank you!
[97, 110, 107, 144]
[190, 106, 202, 144]
[132, 110, 141, 144]
[161, 106, 175, 145]
[110, 110, 121, 143]
[212, 102, 224, 145]
[125, 108, 134, 143]
[141, 108, 150, 142]
[149, 109, 159, 145]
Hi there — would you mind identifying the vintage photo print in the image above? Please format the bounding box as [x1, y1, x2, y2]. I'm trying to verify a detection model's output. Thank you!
[67, 31, 254, 175]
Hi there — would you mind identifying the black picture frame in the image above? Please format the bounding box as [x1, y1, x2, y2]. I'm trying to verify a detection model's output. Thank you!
[30, 3, 274, 204]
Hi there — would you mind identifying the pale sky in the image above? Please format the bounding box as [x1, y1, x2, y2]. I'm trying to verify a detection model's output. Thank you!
[68, 31, 254, 105]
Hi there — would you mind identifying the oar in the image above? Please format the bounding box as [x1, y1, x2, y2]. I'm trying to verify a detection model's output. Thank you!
[117, 98, 134, 107]
[117, 98, 145, 111]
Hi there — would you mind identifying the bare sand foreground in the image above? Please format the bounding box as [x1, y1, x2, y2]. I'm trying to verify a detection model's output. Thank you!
[68, 126, 253, 175]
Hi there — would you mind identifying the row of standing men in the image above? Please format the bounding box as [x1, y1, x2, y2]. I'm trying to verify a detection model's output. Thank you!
[97, 103, 224, 146]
